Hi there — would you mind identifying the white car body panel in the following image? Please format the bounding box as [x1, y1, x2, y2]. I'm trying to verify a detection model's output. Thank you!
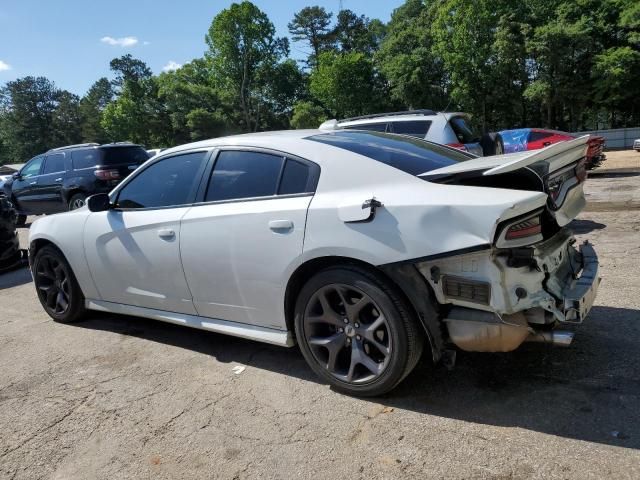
[83, 207, 197, 314]
[180, 195, 311, 330]
[28, 129, 598, 352]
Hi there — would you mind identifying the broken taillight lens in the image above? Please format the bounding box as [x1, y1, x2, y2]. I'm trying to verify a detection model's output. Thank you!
[504, 214, 542, 240]
[575, 158, 587, 183]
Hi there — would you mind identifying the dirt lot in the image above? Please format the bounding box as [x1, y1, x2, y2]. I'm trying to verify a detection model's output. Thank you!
[1, 150, 639, 479]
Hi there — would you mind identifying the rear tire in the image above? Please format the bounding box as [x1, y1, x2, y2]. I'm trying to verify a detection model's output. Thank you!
[33, 245, 87, 323]
[68, 193, 87, 211]
[495, 134, 504, 155]
[294, 265, 424, 397]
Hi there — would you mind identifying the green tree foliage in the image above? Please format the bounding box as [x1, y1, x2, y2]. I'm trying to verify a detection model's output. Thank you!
[290, 100, 327, 129]
[1, 0, 640, 164]
[79, 78, 114, 143]
[310, 51, 386, 118]
[288, 6, 334, 68]
[0, 77, 83, 162]
[206, 1, 289, 132]
[375, 0, 447, 110]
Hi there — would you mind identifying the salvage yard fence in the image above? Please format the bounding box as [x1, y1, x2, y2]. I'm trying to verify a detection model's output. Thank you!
[574, 127, 640, 150]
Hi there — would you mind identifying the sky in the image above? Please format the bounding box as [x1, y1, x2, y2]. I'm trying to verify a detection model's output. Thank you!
[0, 0, 400, 96]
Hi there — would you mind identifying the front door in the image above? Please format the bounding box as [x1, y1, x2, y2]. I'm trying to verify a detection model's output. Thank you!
[37, 152, 67, 213]
[180, 149, 318, 330]
[83, 150, 210, 313]
[11, 156, 44, 213]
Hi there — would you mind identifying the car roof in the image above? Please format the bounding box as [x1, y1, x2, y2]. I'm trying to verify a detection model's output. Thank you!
[334, 111, 468, 127]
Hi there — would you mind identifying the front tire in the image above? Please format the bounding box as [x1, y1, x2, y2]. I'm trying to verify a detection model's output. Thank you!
[294, 266, 424, 396]
[33, 245, 86, 323]
[68, 193, 87, 211]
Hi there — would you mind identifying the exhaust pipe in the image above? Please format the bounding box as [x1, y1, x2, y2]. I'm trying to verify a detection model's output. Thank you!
[526, 330, 574, 346]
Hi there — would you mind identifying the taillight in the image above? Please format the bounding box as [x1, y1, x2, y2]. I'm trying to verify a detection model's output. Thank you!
[505, 215, 542, 240]
[94, 169, 121, 180]
[446, 143, 468, 151]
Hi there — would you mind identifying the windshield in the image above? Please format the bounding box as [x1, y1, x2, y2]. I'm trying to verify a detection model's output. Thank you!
[307, 130, 471, 175]
[100, 146, 150, 166]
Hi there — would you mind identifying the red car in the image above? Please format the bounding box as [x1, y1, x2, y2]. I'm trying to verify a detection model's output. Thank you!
[496, 128, 606, 169]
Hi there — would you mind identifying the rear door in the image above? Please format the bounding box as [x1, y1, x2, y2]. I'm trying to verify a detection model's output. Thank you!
[180, 149, 318, 330]
[37, 152, 67, 213]
[11, 155, 44, 213]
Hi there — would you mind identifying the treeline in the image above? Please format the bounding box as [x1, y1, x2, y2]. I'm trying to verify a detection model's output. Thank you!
[1, 0, 639, 164]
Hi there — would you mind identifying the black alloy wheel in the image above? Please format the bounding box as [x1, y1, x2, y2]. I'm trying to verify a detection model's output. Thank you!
[33, 245, 86, 322]
[295, 266, 424, 396]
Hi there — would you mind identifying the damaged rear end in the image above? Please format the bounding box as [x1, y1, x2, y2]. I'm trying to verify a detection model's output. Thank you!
[418, 136, 601, 352]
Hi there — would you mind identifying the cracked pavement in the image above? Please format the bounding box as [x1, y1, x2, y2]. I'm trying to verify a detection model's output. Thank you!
[1, 152, 639, 479]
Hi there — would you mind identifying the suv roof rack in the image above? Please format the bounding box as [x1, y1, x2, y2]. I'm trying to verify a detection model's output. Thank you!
[49, 143, 100, 152]
[339, 109, 437, 123]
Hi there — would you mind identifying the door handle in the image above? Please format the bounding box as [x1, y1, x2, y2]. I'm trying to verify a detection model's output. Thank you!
[55, 177, 62, 182]
[269, 220, 294, 232]
[29, 181, 37, 185]
[157, 228, 176, 239]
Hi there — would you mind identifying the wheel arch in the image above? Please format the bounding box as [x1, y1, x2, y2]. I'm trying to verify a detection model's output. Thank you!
[284, 255, 443, 362]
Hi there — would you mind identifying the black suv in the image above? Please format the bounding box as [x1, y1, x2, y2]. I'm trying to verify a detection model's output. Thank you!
[4, 143, 149, 225]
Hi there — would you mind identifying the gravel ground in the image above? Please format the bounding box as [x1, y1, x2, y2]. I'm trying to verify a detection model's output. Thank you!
[1, 152, 639, 479]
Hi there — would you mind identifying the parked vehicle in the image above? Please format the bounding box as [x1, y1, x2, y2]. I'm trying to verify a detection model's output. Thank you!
[321, 110, 485, 156]
[29, 130, 599, 396]
[634, 138, 640, 152]
[146, 148, 166, 157]
[3, 143, 149, 225]
[0, 194, 23, 272]
[495, 128, 606, 169]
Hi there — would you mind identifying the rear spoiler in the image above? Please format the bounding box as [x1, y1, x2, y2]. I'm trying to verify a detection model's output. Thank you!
[421, 136, 590, 178]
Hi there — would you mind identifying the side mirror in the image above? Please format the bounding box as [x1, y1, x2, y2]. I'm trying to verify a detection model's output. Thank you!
[12, 172, 22, 180]
[87, 193, 112, 212]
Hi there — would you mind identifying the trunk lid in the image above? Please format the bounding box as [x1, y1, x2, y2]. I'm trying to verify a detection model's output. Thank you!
[421, 136, 590, 226]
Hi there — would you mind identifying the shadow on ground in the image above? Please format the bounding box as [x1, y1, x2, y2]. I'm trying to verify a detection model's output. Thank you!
[588, 169, 640, 178]
[70, 303, 640, 450]
[0, 265, 32, 290]
[569, 218, 607, 234]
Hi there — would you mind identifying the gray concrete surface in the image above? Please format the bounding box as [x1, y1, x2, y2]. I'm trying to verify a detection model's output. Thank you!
[1, 167, 640, 479]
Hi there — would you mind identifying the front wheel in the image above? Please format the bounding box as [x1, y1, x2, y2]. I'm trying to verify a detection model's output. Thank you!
[68, 193, 87, 211]
[33, 245, 87, 323]
[294, 266, 424, 396]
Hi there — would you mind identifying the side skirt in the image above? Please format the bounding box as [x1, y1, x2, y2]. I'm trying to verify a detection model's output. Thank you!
[86, 299, 294, 347]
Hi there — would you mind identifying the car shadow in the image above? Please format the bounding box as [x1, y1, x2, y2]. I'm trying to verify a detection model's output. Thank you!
[70, 304, 640, 450]
[569, 218, 607, 234]
[589, 169, 640, 178]
[0, 265, 32, 289]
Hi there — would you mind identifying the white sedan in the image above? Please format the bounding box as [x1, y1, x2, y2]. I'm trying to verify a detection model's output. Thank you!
[28, 130, 600, 396]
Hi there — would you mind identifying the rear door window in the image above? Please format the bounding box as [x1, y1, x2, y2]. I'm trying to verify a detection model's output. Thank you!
[390, 120, 432, 138]
[449, 116, 478, 143]
[278, 159, 313, 195]
[72, 150, 100, 170]
[205, 151, 284, 202]
[42, 153, 65, 174]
